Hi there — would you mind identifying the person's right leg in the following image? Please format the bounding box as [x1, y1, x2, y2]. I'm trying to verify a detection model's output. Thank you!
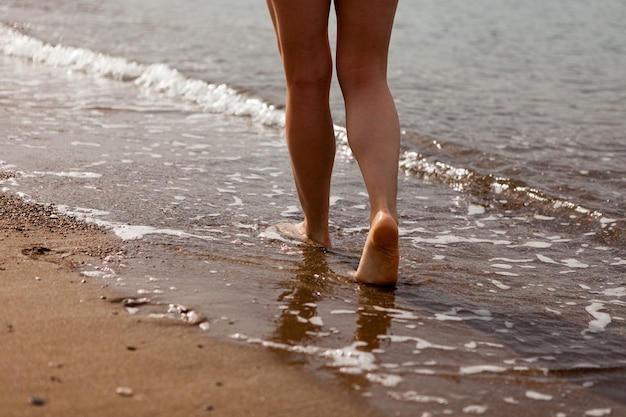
[266, 0, 335, 248]
[335, 0, 400, 285]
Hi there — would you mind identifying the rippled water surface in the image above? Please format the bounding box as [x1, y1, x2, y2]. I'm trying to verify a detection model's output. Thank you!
[1, 0, 625, 415]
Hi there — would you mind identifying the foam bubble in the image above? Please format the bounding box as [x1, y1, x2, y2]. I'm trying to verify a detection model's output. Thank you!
[598, 287, 625, 297]
[561, 258, 589, 268]
[413, 369, 436, 375]
[494, 271, 519, 277]
[309, 316, 324, 327]
[522, 241, 552, 248]
[463, 405, 488, 414]
[536, 254, 559, 264]
[366, 373, 403, 387]
[320, 342, 378, 374]
[525, 391, 553, 401]
[468, 204, 485, 215]
[491, 279, 511, 290]
[534, 215, 555, 220]
[583, 302, 611, 334]
[379, 335, 456, 351]
[490, 257, 533, 263]
[373, 306, 421, 320]
[459, 365, 507, 375]
[71, 141, 101, 147]
[258, 226, 290, 243]
[585, 408, 612, 417]
[387, 391, 448, 405]
[330, 310, 357, 315]
[435, 308, 493, 322]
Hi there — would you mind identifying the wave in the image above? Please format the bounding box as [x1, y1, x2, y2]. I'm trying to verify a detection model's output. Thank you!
[399, 149, 625, 246]
[0, 24, 285, 127]
[1, 24, 622, 246]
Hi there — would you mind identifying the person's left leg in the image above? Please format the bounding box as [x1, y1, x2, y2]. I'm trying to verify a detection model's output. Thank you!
[266, 0, 335, 248]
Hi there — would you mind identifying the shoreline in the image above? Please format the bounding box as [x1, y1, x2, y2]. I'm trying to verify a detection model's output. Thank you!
[0, 190, 378, 417]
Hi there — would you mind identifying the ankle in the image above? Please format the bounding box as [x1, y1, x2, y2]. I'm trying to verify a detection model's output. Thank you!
[371, 210, 398, 229]
[301, 221, 332, 248]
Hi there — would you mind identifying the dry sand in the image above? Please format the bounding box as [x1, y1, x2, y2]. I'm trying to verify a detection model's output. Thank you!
[0, 188, 379, 417]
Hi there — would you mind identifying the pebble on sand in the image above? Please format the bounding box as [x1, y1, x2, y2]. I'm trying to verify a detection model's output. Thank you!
[28, 396, 45, 406]
[115, 387, 134, 397]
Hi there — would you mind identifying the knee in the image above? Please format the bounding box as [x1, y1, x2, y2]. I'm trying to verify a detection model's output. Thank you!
[284, 55, 333, 93]
[336, 58, 387, 94]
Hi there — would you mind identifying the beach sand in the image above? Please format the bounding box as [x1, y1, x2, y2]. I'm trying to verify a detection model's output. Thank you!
[0, 190, 378, 417]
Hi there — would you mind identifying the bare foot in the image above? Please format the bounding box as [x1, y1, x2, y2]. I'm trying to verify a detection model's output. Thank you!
[354, 212, 399, 286]
[276, 222, 332, 248]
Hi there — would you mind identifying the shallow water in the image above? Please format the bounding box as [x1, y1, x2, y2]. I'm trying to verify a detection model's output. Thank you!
[2, 0, 625, 415]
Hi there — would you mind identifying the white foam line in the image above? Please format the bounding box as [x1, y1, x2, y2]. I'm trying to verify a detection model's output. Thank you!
[56, 205, 218, 241]
[231, 334, 378, 375]
[0, 24, 285, 127]
[408, 235, 511, 245]
[111, 224, 219, 241]
[32, 171, 102, 179]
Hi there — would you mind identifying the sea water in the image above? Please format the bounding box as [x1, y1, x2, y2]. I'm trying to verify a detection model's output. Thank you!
[1, 0, 625, 415]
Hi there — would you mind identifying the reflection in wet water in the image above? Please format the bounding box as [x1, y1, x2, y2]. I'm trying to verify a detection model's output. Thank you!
[272, 245, 396, 354]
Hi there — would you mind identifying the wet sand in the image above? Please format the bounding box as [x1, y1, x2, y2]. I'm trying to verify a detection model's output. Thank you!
[0, 189, 379, 417]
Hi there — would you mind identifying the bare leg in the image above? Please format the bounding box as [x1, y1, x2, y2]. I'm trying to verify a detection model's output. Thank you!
[336, 0, 400, 285]
[266, 0, 335, 248]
